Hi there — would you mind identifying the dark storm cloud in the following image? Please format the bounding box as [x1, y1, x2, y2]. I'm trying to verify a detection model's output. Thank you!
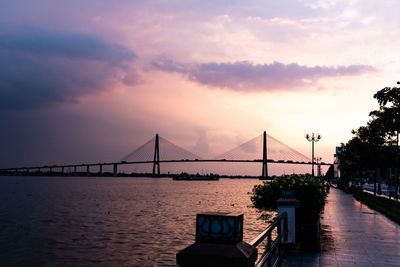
[153, 59, 376, 92]
[0, 28, 138, 110]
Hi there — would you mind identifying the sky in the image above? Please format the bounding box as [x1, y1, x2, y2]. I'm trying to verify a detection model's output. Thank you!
[0, 0, 399, 175]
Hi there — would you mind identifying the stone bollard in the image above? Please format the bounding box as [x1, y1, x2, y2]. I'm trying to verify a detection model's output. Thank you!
[176, 212, 257, 267]
[277, 196, 299, 244]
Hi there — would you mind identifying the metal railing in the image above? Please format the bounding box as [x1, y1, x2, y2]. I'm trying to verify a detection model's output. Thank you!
[250, 212, 288, 267]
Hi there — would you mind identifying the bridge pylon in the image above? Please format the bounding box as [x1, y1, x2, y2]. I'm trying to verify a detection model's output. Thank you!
[262, 131, 268, 178]
[152, 133, 160, 176]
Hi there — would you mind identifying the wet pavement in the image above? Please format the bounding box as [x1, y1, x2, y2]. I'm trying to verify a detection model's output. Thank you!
[282, 188, 400, 267]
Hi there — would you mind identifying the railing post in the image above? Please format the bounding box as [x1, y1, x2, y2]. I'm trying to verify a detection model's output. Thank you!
[267, 232, 272, 267]
[277, 218, 282, 258]
[277, 220, 282, 240]
[176, 212, 257, 267]
[277, 197, 299, 244]
[284, 216, 288, 242]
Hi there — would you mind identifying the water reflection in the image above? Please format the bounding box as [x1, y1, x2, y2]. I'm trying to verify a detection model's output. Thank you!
[0, 176, 271, 266]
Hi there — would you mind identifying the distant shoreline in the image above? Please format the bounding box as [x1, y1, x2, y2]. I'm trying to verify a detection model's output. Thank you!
[0, 171, 270, 180]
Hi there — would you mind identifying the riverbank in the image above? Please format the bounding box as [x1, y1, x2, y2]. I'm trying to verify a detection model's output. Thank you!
[0, 171, 266, 179]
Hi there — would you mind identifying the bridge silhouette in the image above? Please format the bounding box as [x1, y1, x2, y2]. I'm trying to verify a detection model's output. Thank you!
[0, 131, 331, 177]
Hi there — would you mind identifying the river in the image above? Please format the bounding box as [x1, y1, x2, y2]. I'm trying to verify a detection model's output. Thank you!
[0, 176, 271, 266]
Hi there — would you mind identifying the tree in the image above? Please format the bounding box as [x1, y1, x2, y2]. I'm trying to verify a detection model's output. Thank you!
[370, 82, 400, 144]
[369, 82, 400, 199]
[325, 165, 334, 180]
[338, 137, 365, 182]
[338, 83, 399, 194]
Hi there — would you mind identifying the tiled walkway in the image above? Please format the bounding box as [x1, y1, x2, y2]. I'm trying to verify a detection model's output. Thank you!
[282, 188, 400, 267]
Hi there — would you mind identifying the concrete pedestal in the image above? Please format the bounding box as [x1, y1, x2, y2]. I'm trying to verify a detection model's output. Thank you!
[277, 198, 299, 244]
[177, 212, 257, 267]
[177, 241, 257, 267]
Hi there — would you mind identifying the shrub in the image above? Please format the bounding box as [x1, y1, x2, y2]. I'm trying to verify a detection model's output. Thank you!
[251, 174, 327, 224]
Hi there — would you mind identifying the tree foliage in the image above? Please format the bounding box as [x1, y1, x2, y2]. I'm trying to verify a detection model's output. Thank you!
[339, 81, 400, 180]
[370, 83, 400, 139]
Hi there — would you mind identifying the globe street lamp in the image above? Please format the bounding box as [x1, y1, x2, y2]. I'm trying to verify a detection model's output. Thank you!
[305, 133, 322, 176]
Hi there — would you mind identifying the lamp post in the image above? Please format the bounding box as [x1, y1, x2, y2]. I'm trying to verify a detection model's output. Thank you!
[305, 133, 322, 176]
[315, 157, 322, 177]
[394, 118, 399, 202]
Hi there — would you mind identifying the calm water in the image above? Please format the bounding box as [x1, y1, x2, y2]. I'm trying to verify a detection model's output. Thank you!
[0, 176, 270, 266]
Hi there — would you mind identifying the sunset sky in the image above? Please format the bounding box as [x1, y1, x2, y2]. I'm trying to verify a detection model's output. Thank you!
[1, 0, 399, 174]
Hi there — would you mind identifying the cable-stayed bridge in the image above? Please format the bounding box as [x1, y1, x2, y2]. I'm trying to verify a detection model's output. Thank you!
[0, 131, 331, 177]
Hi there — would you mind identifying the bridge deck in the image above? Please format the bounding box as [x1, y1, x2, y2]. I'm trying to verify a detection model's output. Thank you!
[0, 159, 331, 172]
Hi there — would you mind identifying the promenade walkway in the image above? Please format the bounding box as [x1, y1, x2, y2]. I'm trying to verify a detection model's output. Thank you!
[282, 188, 400, 266]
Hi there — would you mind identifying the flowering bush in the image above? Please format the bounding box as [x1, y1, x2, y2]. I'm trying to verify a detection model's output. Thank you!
[251, 175, 327, 224]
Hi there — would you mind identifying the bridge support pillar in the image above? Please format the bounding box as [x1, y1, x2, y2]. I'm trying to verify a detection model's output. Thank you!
[113, 164, 118, 177]
[61, 167, 64, 174]
[86, 165, 90, 176]
[152, 133, 160, 176]
[99, 164, 103, 176]
[262, 131, 268, 178]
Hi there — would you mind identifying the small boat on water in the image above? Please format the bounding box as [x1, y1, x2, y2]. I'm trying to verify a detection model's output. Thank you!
[173, 173, 219, 181]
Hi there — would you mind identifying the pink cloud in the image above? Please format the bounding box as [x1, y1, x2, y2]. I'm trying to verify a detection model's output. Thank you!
[152, 59, 376, 92]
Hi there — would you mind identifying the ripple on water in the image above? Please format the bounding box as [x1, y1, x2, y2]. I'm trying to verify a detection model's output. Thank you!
[0, 176, 271, 266]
